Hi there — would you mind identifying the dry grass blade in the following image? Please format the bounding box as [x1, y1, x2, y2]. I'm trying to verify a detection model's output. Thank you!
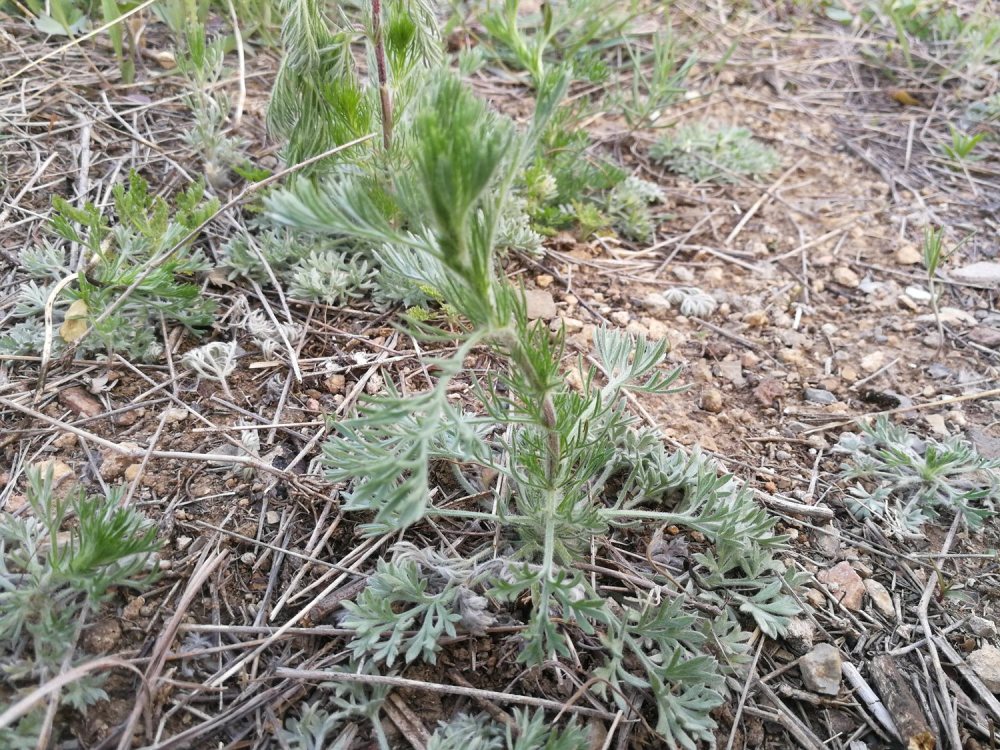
[274, 668, 622, 721]
[115, 548, 229, 750]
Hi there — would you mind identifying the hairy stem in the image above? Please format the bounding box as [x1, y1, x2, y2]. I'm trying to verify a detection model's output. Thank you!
[371, 0, 393, 150]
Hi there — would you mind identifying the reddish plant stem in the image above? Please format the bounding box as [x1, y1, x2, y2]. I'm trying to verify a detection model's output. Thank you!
[371, 0, 393, 150]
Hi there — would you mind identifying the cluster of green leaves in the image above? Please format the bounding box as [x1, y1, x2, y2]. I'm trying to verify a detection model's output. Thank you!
[821, 0, 1000, 80]
[477, 0, 633, 87]
[940, 124, 986, 163]
[9, 0, 129, 78]
[464, 2, 692, 242]
[650, 123, 780, 183]
[518, 106, 668, 241]
[277, 665, 392, 749]
[267, 60, 800, 747]
[0, 468, 160, 747]
[1, 172, 218, 361]
[836, 416, 1000, 537]
[267, 0, 440, 167]
[221, 224, 382, 306]
[155, 0, 278, 44]
[427, 709, 588, 750]
[279, 702, 586, 750]
[170, 19, 248, 183]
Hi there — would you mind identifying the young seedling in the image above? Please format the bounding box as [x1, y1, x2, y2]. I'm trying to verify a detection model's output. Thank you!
[182, 340, 240, 398]
[0, 467, 160, 746]
[940, 124, 986, 164]
[922, 227, 945, 352]
[836, 417, 999, 539]
[610, 31, 694, 130]
[266, 69, 801, 746]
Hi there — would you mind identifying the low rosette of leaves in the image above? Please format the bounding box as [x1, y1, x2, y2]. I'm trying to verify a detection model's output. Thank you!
[1, 172, 218, 361]
[428, 709, 589, 750]
[835, 416, 1000, 537]
[650, 123, 779, 183]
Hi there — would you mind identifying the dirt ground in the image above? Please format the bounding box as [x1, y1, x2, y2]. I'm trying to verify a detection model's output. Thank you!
[2, 2, 999, 748]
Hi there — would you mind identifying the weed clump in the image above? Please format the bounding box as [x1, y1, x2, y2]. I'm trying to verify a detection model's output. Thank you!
[266, 57, 800, 750]
[836, 416, 1000, 538]
[0, 468, 160, 747]
[1, 172, 218, 362]
[650, 123, 780, 183]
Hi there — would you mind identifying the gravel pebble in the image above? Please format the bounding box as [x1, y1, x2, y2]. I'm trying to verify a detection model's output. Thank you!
[804, 388, 837, 404]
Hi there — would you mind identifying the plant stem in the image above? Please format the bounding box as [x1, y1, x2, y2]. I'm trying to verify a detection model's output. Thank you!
[929, 276, 944, 356]
[371, 0, 393, 151]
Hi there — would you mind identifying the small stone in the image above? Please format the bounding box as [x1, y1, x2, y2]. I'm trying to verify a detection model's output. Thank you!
[704, 266, 724, 283]
[82, 619, 122, 654]
[817, 561, 865, 611]
[969, 617, 998, 639]
[800, 643, 843, 696]
[860, 351, 885, 373]
[804, 388, 837, 405]
[832, 266, 861, 288]
[164, 408, 188, 424]
[701, 389, 724, 413]
[240, 552, 256, 565]
[642, 292, 670, 310]
[717, 360, 745, 387]
[524, 289, 557, 320]
[100, 443, 141, 481]
[535, 274, 554, 288]
[59, 386, 103, 418]
[950, 261, 1000, 288]
[968, 326, 1000, 348]
[672, 266, 695, 283]
[898, 294, 919, 311]
[814, 523, 840, 559]
[266, 511, 280, 525]
[690, 360, 713, 382]
[324, 374, 346, 394]
[558, 316, 584, 333]
[31, 459, 75, 490]
[114, 407, 143, 427]
[53, 432, 77, 449]
[779, 348, 807, 367]
[925, 414, 949, 437]
[610, 310, 630, 326]
[922, 333, 943, 349]
[968, 646, 1000, 692]
[572, 324, 596, 347]
[905, 285, 932, 302]
[895, 243, 922, 265]
[784, 617, 815, 655]
[123, 464, 143, 482]
[840, 366, 858, 382]
[864, 579, 894, 618]
[804, 588, 826, 608]
[176, 536, 193, 551]
[967, 427, 1000, 460]
[643, 318, 670, 341]
[744, 310, 768, 328]
[753, 378, 786, 408]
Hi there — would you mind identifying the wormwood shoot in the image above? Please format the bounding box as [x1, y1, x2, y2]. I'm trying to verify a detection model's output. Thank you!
[266, 50, 802, 746]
